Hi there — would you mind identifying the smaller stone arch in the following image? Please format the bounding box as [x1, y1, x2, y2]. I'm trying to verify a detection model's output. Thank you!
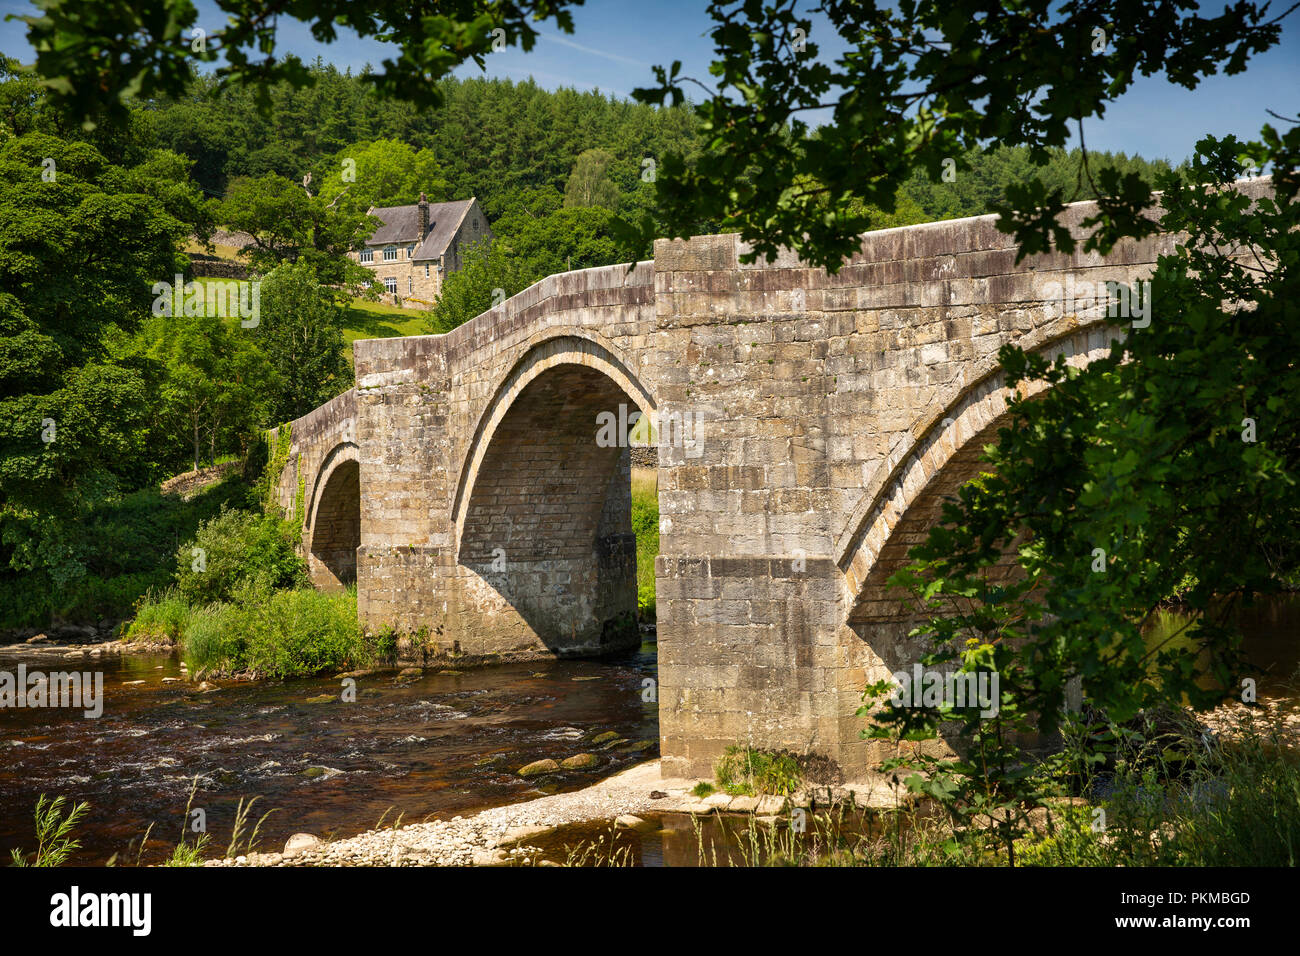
[305, 442, 360, 590]
[838, 326, 1114, 621]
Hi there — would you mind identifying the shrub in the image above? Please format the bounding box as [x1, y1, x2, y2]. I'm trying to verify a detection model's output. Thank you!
[715, 746, 802, 797]
[124, 588, 192, 643]
[175, 507, 306, 605]
[181, 585, 370, 680]
[242, 587, 370, 679]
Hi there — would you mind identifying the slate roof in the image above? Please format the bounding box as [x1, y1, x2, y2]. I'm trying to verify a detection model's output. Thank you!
[364, 197, 478, 261]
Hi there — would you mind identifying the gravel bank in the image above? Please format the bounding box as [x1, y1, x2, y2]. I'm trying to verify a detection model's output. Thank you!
[206, 760, 905, 867]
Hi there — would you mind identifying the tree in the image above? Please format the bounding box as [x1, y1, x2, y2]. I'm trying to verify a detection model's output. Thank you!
[428, 238, 529, 334]
[627, 1, 1291, 269]
[317, 139, 449, 217]
[218, 173, 376, 290]
[864, 129, 1299, 856]
[0, 131, 187, 585]
[256, 261, 353, 422]
[564, 148, 619, 211]
[19, 0, 585, 127]
[148, 312, 275, 471]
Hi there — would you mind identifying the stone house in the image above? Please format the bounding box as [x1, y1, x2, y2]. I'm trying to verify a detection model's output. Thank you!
[350, 195, 492, 308]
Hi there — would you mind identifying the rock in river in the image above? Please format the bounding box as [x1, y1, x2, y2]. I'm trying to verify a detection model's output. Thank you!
[518, 759, 560, 777]
[283, 833, 321, 858]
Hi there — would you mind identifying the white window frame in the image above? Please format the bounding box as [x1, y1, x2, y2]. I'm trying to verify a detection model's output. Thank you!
[383, 245, 397, 262]
[384, 277, 397, 294]
[360, 248, 373, 264]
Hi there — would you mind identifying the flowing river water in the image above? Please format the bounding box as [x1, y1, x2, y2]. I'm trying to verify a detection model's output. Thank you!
[2, 598, 1297, 867]
[0, 640, 659, 866]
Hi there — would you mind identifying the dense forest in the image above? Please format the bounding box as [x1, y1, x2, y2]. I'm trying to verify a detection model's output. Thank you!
[0, 54, 1180, 630]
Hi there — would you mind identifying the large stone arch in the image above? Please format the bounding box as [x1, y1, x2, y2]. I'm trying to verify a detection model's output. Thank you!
[451, 332, 657, 549]
[305, 442, 360, 590]
[448, 333, 658, 656]
[838, 325, 1115, 621]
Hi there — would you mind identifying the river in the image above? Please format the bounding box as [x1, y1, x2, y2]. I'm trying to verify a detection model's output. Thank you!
[0, 640, 658, 866]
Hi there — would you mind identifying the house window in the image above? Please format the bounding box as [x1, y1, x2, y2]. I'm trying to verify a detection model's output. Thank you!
[408, 278, 413, 293]
[360, 248, 373, 264]
[384, 277, 397, 294]
[424, 263, 430, 277]
[383, 246, 397, 262]
[473, 218, 479, 233]
[407, 244, 415, 257]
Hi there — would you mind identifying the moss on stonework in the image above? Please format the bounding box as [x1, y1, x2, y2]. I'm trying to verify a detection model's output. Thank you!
[261, 423, 293, 517]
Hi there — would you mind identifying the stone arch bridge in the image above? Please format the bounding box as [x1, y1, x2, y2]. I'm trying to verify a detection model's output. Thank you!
[269, 184, 1265, 778]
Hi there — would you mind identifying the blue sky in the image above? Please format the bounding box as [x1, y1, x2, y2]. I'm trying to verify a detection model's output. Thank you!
[1, 0, 1296, 163]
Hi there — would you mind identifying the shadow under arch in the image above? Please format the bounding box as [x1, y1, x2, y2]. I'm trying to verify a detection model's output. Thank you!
[305, 442, 360, 590]
[450, 334, 658, 655]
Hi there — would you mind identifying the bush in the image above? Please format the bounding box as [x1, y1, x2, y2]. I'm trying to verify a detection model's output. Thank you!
[0, 474, 254, 630]
[715, 746, 802, 797]
[124, 588, 192, 644]
[175, 507, 306, 605]
[243, 587, 370, 679]
[182, 586, 371, 680]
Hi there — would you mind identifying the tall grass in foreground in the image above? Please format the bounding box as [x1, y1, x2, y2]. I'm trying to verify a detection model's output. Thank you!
[9, 795, 89, 867]
[555, 719, 1300, 867]
[630, 466, 658, 618]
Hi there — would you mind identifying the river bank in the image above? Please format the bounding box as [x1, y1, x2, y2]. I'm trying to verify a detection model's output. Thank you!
[203, 759, 907, 867]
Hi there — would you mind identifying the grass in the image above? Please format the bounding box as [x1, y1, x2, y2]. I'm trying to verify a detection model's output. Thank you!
[9, 795, 90, 867]
[176, 586, 378, 680]
[630, 466, 659, 618]
[341, 298, 430, 344]
[715, 746, 803, 797]
[183, 239, 245, 260]
[124, 587, 191, 644]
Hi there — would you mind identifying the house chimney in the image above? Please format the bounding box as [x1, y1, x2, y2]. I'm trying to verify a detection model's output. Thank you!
[418, 192, 429, 239]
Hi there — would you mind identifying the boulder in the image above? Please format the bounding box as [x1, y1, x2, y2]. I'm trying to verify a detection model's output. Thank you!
[282, 833, 321, 858]
[615, 815, 654, 831]
[754, 795, 787, 815]
[518, 759, 560, 778]
[560, 753, 599, 769]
